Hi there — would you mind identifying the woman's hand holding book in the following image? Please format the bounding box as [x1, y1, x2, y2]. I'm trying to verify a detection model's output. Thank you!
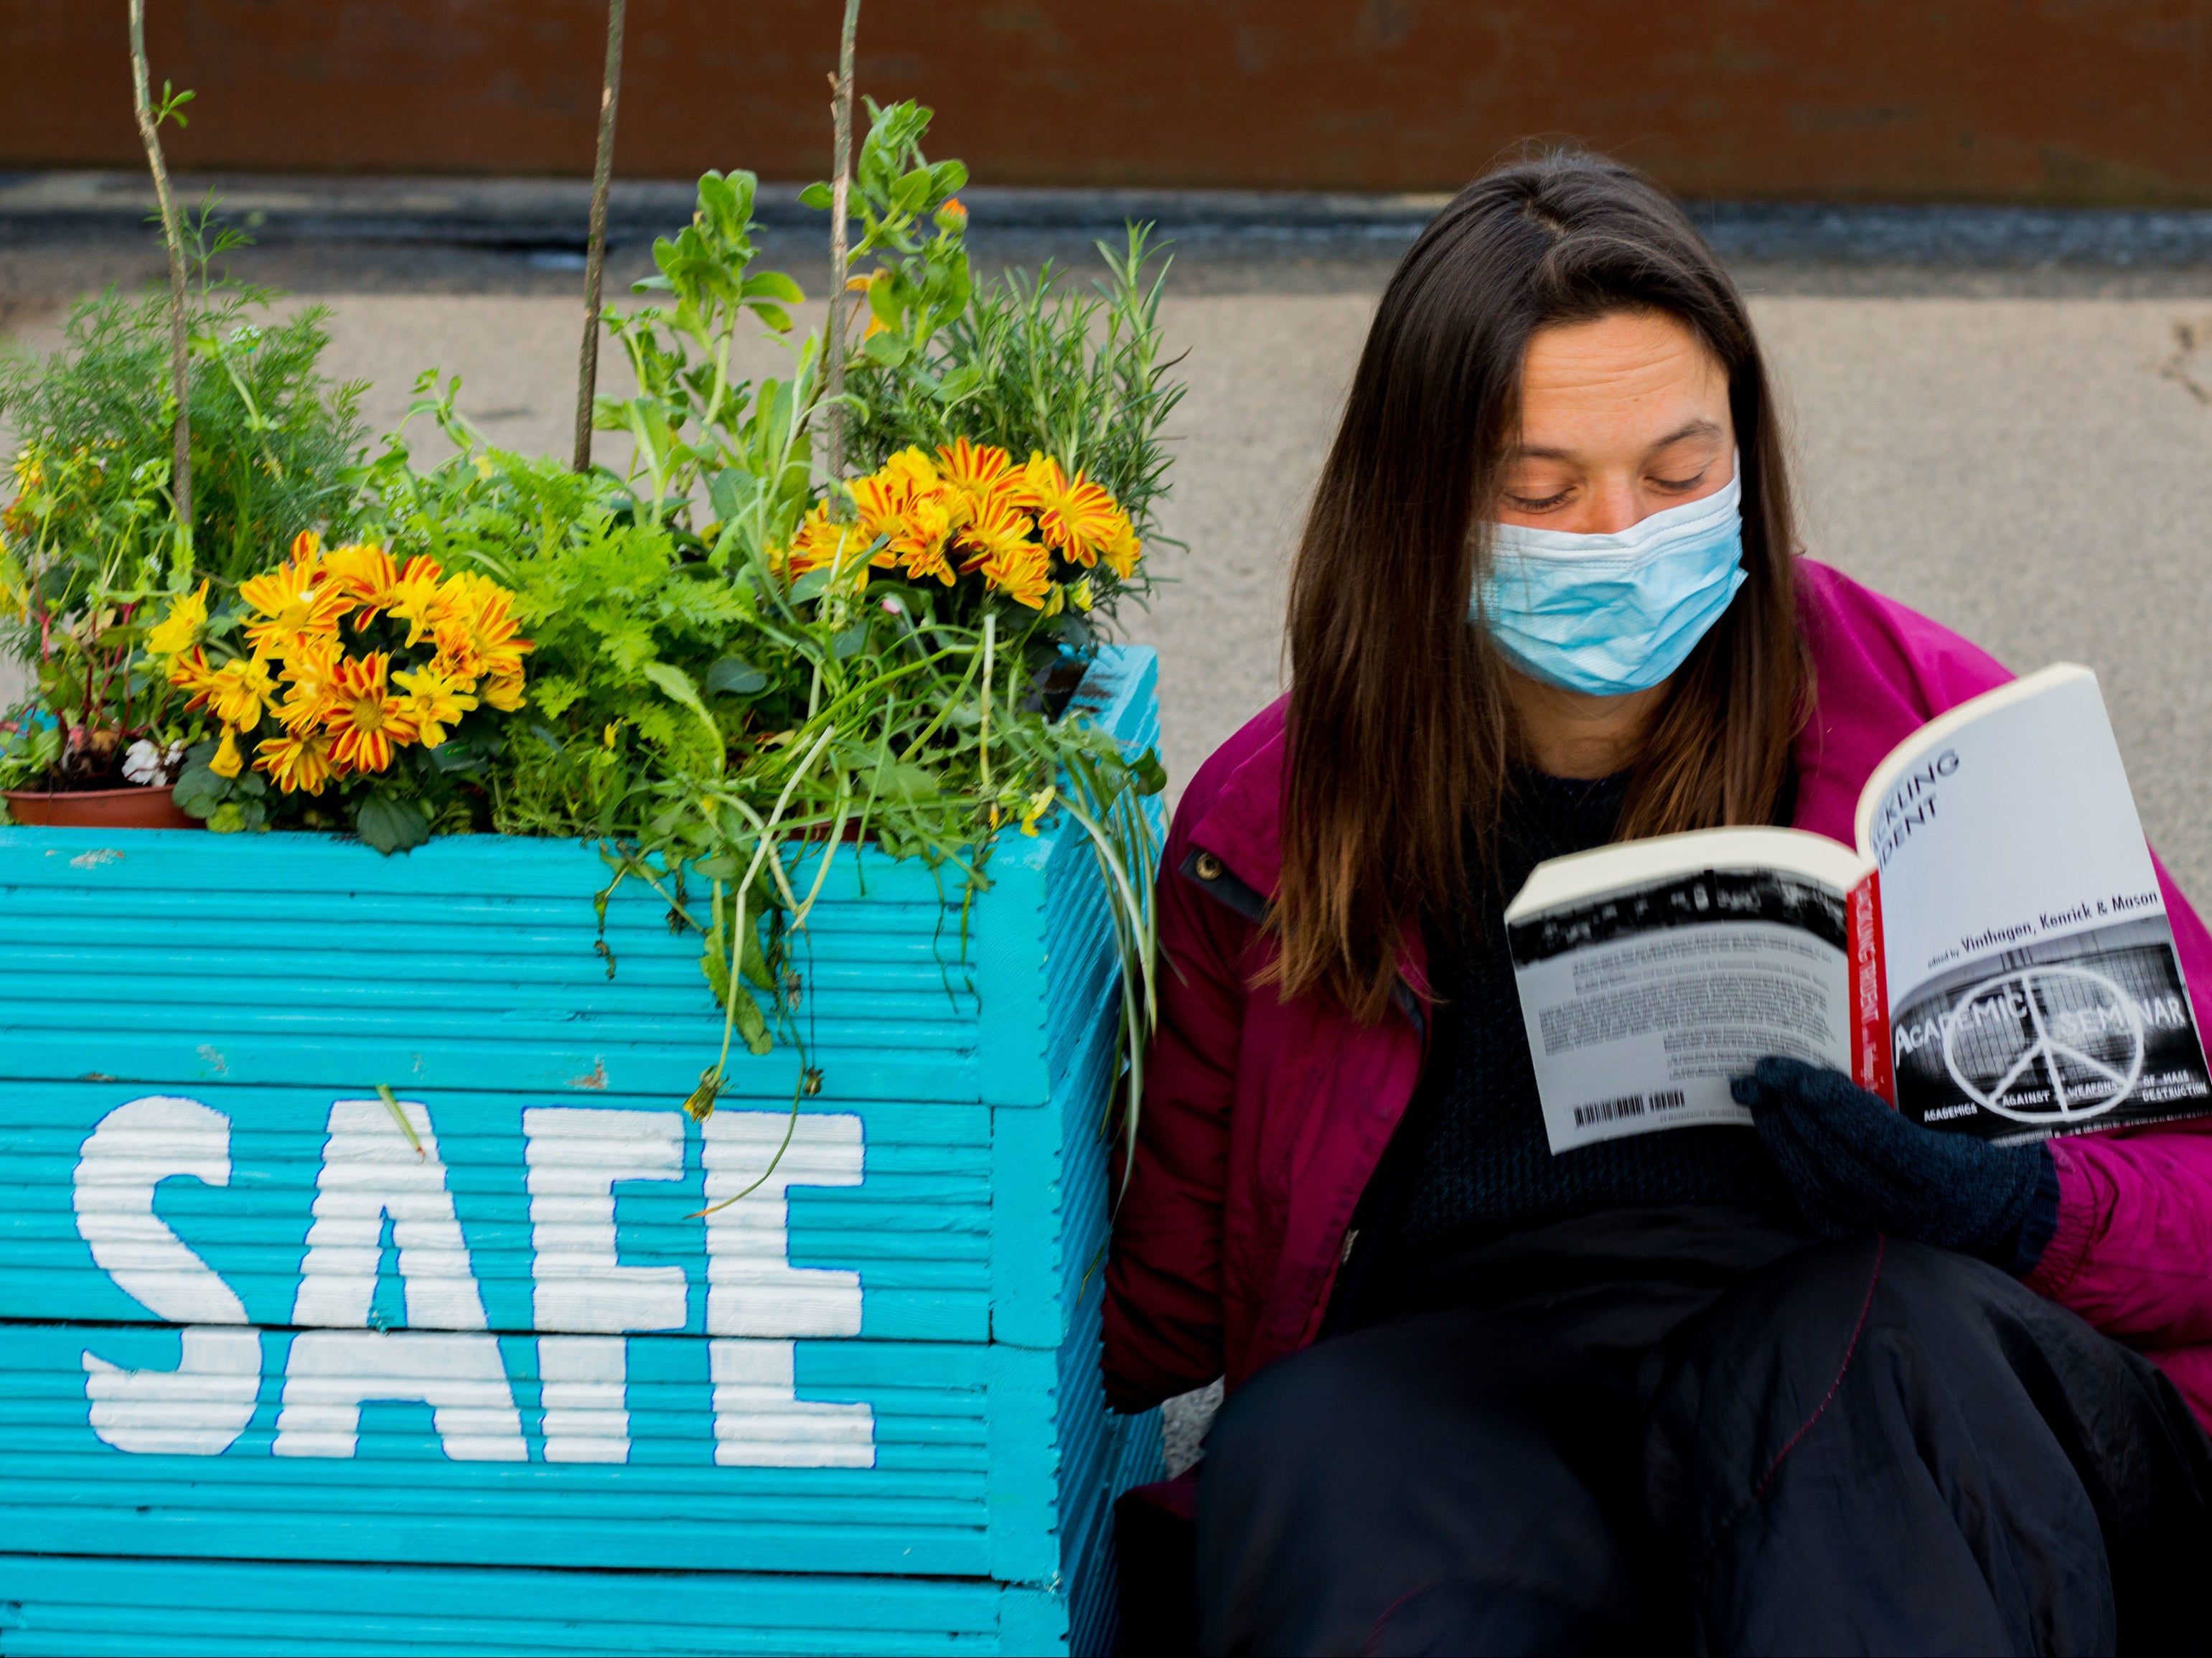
[1734, 1057, 2060, 1275]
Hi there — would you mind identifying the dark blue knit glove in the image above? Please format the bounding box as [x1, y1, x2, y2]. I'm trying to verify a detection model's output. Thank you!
[1731, 1057, 2060, 1273]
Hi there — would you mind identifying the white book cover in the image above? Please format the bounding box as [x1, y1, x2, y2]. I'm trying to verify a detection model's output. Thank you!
[1504, 665, 2211, 1154]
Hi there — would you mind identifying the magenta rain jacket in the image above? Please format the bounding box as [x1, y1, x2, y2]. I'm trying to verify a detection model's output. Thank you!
[1104, 558, 2212, 1430]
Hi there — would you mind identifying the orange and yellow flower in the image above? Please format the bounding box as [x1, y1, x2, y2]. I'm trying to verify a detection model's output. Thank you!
[320, 542, 400, 622]
[166, 647, 220, 706]
[144, 538, 531, 798]
[255, 725, 337, 795]
[273, 635, 344, 732]
[206, 656, 277, 729]
[322, 652, 417, 774]
[978, 539, 1052, 609]
[478, 670, 528, 713]
[384, 555, 451, 646]
[934, 437, 1015, 525]
[393, 665, 477, 748]
[823, 439, 1140, 608]
[431, 573, 533, 683]
[874, 489, 957, 585]
[772, 500, 866, 581]
[146, 581, 210, 657]
[209, 726, 245, 780]
[239, 541, 351, 661]
[1013, 453, 1123, 569]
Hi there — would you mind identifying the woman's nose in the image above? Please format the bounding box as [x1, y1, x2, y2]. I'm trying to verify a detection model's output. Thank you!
[1576, 482, 1646, 535]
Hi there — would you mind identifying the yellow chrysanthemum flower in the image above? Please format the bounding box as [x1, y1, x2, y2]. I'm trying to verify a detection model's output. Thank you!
[393, 665, 477, 748]
[478, 670, 527, 713]
[207, 655, 277, 729]
[322, 542, 399, 620]
[979, 538, 1052, 609]
[1014, 453, 1124, 569]
[273, 636, 344, 732]
[432, 573, 534, 684]
[883, 447, 939, 492]
[209, 726, 245, 780]
[385, 555, 450, 647]
[1102, 516, 1142, 580]
[240, 544, 350, 661]
[875, 490, 957, 586]
[256, 725, 337, 795]
[322, 652, 417, 774]
[146, 581, 210, 658]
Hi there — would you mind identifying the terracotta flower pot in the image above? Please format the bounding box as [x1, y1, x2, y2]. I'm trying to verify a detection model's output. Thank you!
[4, 785, 200, 830]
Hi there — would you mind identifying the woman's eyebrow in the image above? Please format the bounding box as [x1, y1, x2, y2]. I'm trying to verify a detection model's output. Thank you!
[1648, 418, 1727, 449]
[1507, 418, 1727, 462]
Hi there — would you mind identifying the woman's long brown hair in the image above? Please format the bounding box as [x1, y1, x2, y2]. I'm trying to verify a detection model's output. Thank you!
[1273, 151, 1807, 1023]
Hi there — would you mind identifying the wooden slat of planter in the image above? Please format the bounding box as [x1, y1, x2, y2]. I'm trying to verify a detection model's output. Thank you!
[0, 1316, 1158, 1590]
[0, 1552, 1029, 1655]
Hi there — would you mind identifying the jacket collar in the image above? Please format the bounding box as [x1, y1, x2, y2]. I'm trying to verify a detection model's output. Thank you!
[1187, 698, 1290, 901]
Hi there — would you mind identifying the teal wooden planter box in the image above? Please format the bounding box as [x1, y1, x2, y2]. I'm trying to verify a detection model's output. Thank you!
[0, 647, 1163, 1656]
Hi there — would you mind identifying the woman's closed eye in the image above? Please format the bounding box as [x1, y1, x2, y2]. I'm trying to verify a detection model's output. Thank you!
[1503, 487, 1574, 512]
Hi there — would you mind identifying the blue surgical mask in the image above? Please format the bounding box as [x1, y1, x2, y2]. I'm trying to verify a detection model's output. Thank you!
[1472, 461, 1747, 696]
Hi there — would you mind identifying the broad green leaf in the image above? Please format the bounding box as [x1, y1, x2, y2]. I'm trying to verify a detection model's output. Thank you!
[862, 332, 909, 367]
[707, 467, 758, 523]
[1131, 746, 1168, 797]
[743, 271, 805, 305]
[799, 180, 834, 211]
[353, 791, 431, 856]
[171, 746, 228, 819]
[706, 656, 769, 696]
[864, 759, 940, 802]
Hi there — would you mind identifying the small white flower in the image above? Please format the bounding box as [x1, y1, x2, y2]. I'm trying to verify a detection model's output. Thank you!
[122, 740, 184, 787]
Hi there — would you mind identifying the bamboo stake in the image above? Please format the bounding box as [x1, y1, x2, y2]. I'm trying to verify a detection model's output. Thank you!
[126, 0, 192, 553]
[573, 0, 628, 473]
[824, 0, 863, 482]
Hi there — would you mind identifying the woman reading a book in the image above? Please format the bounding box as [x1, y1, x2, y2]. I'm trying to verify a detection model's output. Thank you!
[1105, 151, 2212, 1655]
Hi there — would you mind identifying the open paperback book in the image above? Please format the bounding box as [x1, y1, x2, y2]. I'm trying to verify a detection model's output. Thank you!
[1506, 663, 2212, 1154]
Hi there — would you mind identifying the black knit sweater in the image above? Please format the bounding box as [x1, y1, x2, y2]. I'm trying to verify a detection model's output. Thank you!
[1331, 769, 1796, 1327]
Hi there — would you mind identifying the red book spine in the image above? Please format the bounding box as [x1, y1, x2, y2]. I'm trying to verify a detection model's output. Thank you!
[1847, 871, 1895, 1104]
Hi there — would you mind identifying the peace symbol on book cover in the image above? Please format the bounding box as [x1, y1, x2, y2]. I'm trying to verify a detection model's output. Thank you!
[1941, 965, 2145, 1123]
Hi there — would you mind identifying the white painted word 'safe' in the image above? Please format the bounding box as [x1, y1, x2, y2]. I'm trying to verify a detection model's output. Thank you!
[70, 1096, 872, 1466]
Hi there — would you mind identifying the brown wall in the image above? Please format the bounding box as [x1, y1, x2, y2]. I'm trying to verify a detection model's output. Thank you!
[6, 1, 2212, 205]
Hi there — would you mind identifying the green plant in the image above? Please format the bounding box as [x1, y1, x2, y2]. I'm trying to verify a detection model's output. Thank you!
[343, 139, 1171, 1119]
[0, 242, 367, 584]
[0, 225, 367, 790]
[0, 441, 184, 786]
[840, 127, 1184, 633]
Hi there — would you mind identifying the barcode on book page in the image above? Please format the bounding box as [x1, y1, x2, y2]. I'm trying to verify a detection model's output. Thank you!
[1571, 1089, 1687, 1130]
